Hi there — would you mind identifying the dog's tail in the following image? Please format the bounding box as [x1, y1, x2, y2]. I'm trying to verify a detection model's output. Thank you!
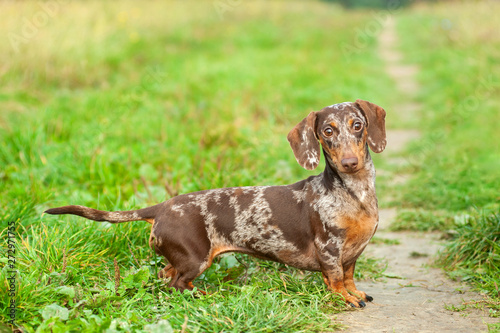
[44, 204, 161, 224]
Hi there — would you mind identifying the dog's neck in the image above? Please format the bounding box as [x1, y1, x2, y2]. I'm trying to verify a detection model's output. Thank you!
[321, 147, 377, 211]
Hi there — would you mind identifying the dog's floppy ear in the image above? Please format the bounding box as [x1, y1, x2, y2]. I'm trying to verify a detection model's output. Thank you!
[355, 99, 387, 153]
[287, 111, 320, 170]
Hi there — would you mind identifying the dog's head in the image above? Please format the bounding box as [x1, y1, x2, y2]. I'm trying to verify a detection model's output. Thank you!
[287, 99, 386, 174]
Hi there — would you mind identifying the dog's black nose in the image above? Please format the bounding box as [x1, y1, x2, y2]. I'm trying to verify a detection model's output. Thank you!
[341, 157, 358, 171]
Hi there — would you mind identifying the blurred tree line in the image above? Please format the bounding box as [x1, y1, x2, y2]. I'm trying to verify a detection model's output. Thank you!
[324, 0, 436, 9]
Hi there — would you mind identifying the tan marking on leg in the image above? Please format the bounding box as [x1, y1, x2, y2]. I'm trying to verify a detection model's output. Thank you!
[159, 264, 176, 279]
[344, 263, 368, 301]
[148, 234, 156, 250]
[323, 273, 363, 307]
[201, 245, 248, 271]
[187, 282, 206, 295]
[148, 220, 156, 249]
[211, 245, 248, 259]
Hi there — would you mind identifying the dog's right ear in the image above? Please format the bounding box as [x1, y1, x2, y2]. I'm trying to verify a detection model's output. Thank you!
[287, 112, 320, 170]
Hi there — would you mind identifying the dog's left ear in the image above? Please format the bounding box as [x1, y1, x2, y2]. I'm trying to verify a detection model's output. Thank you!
[355, 99, 387, 153]
[287, 111, 320, 170]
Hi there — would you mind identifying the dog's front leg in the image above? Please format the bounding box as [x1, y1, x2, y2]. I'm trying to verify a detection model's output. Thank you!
[321, 271, 366, 308]
[343, 260, 373, 303]
[317, 251, 366, 308]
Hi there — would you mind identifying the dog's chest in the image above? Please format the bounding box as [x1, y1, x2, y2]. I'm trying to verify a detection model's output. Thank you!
[339, 211, 378, 263]
[311, 182, 378, 261]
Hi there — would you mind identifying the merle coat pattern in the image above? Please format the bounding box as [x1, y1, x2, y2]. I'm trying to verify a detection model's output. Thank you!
[45, 99, 386, 308]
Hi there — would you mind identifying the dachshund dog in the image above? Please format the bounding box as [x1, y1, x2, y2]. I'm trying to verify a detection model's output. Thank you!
[45, 99, 386, 308]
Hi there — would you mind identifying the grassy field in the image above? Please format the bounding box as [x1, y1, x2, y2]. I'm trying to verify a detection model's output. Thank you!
[0, 1, 392, 331]
[395, 2, 500, 329]
[1, 0, 499, 332]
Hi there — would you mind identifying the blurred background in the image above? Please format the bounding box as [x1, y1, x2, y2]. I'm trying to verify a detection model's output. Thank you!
[0, 0, 498, 331]
[327, 0, 414, 8]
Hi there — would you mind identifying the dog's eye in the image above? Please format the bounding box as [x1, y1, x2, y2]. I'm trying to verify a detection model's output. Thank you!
[323, 127, 333, 137]
[353, 122, 363, 131]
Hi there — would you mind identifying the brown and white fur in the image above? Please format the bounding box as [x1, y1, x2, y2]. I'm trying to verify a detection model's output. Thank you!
[45, 99, 386, 308]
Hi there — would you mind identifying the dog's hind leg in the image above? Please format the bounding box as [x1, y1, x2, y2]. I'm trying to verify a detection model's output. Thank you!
[158, 264, 176, 279]
[167, 270, 207, 295]
[151, 215, 212, 295]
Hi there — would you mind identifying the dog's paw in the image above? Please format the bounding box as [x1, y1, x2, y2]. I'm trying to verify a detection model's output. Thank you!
[349, 300, 366, 308]
[348, 289, 373, 303]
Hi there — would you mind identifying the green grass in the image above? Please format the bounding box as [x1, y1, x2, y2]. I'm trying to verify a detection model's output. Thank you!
[395, 2, 500, 326]
[3, 0, 498, 331]
[395, 4, 500, 214]
[438, 212, 500, 329]
[0, 1, 391, 331]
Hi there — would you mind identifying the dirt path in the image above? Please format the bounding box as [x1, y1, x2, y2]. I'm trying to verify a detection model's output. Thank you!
[336, 17, 495, 332]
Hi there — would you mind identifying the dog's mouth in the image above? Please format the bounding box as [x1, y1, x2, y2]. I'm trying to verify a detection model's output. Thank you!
[340, 167, 362, 175]
[328, 162, 362, 175]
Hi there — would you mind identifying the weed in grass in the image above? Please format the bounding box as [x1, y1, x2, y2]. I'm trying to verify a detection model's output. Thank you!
[370, 236, 401, 246]
[444, 303, 467, 312]
[409, 251, 428, 259]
